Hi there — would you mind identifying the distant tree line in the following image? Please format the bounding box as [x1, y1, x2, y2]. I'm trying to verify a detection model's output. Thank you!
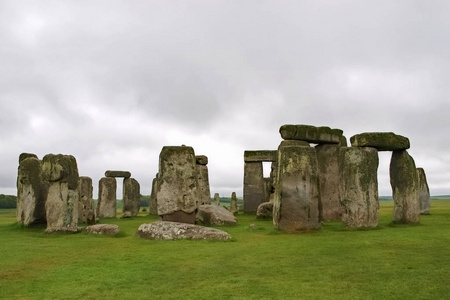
[0, 194, 17, 209]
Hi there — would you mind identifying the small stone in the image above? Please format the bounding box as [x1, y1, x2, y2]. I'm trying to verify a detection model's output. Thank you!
[86, 224, 120, 235]
[417, 168, 431, 215]
[256, 202, 273, 219]
[244, 150, 278, 162]
[195, 155, 208, 165]
[196, 204, 237, 226]
[279, 124, 343, 144]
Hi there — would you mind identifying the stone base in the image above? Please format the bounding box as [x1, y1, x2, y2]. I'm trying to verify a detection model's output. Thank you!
[161, 210, 196, 224]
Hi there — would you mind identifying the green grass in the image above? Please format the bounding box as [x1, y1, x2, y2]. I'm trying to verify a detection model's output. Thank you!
[1, 200, 449, 299]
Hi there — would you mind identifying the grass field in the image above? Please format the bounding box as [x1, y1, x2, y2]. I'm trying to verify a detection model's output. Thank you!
[1, 200, 449, 299]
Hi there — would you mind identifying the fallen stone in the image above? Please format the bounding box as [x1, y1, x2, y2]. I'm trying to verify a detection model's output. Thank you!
[279, 124, 343, 144]
[78, 176, 95, 225]
[278, 140, 310, 148]
[417, 168, 431, 215]
[105, 170, 131, 178]
[256, 202, 273, 219]
[137, 221, 231, 241]
[244, 150, 278, 162]
[196, 204, 237, 226]
[86, 224, 120, 235]
[350, 132, 410, 151]
[149, 176, 158, 215]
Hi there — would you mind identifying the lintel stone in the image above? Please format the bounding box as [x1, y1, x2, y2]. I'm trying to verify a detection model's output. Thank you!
[350, 132, 410, 151]
[105, 170, 131, 178]
[279, 124, 343, 144]
[244, 150, 278, 162]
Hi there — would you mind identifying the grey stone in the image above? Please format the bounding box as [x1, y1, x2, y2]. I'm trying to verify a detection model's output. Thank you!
[279, 124, 343, 144]
[278, 140, 310, 148]
[97, 177, 117, 218]
[256, 202, 273, 219]
[78, 176, 95, 225]
[149, 176, 158, 215]
[42, 154, 79, 233]
[417, 168, 431, 215]
[196, 204, 237, 226]
[339, 147, 379, 228]
[273, 145, 321, 232]
[350, 132, 410, 151]
[105, 170, 131, 178]
[316, 144, 342, 221]
[18, 153, 38, 164]
[156, 146, 198, 223]
[244, 150, 278, 162]
[86, 224, 120, 235]
[195, 155, 208, 165]
[230, 192, 238, 215]
[213, 193, 220, 206]
[390, 150, 420, 223]
[122, 177, 140, 217]
[196, 160, 211, 205]
[16, 157, 47, 226]
[137, 221, 231, 241]
[243, 161, 264, 213]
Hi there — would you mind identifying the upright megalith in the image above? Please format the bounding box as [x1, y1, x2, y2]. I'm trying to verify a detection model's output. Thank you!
[122, 178, 140, 217]
[16, 155, 47, 226]
[390, 150, 420, 223]
[156, 146, 198, 224]
[149, 175, 158, 215]
[97, 177, 117, 218]
[350, 132, 410, 151]
[417, 168, 431, 215]
[279, 124, 343, 144]
[339, 147, 379, 228]
[213, 193, 220, 206]
[230, 192, 238, 215]
[41, 154, 79, 233]
[273, 145, 321, 232]
[316, 144, 342, 221]
[196, 155, 211, 205]
[78, 176, 95, 225]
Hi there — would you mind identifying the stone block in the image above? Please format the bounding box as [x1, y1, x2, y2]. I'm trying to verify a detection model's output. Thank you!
[279, 124, 343, 144]
[350, 132, 410, 151]
[97, 177, 117, 218]
[149, 176, 158, 215]
[195, 155, 208, 165]
[244, 150, 278, 162]
[122, 178, 140, 217]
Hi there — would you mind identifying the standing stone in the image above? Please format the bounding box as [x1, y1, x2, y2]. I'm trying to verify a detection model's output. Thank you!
[230, 192, 238, 215]
[243, 161, 264, 213]
[213, 193, 220, 206]
[41, 154, 79, 233]
[316, 144, 342, 221]
[122, 178, 140, 217]
[156, 146, 198, 224]
[196, 155, 211, 205]
[78, 176, 95, 225]
[390, 150, 420, 223]
[273, 145, 321, 232]
[149, 175, 158, 215]
[256, 202, 273, 219]
[339, 147, 379, 228]
[97, 177, 117, 218]
[16, 156, 47, 226]
[417, 168, 431, 215]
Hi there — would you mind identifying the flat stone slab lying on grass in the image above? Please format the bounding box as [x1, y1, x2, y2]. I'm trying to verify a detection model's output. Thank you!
[350, 132, 410, 151]
[136, 221, 231, 241]
[85, 224, 120, 235]
[196, 204, 237, 225]
[279, 124, 343, 144]
[105, 170, 131, 178]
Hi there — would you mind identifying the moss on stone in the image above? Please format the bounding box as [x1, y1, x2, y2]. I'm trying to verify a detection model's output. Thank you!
[350, 132, 410, 151]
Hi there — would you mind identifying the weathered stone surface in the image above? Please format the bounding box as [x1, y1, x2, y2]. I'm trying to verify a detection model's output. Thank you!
[86, 224, 120, 235]
[230, 192, 238, 215]
[137, 221, 231, 241]
[122, 178, 140, 217]
[340, 136, 348, 147]
[196, 204, 237, 226]
[196, 162, 211, 205]
[316, 144, 342, 221]
[279, 124, 343, 144]
[42, 154, 79, 233]
[244, 150, 278, 162]
[213, 193, 220, 206]
[339, 147, 379, 228]
[278, 140, 310, 148]
[149, 176, 158, 215]
[19, 153, 38, 164]
[97, 177, 117, 218]
[195, 155, 208, 165]
[105, 170, 131, 178]
[273, 145, 321, 232]
[156, 146, 198, 223]
[243, 162, 264, 213]
[390, 150, 420, 223]
[78, 176, 95, 225]
[350, 132, 410, 151]
[417, 168, 431, 215]
[256, 202, 273, 219]
[16, 157, 47, 226]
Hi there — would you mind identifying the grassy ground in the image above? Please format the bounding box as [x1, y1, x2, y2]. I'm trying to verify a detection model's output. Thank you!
[1, 200, 449, 299]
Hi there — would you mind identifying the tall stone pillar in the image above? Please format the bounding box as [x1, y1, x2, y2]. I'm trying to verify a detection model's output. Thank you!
[41, 154, 79, 233]
[417, 168, 430, 215]
[78, 176, 95, 224]
[230, 192, 238, 215]
[122, 178, 140, 217]
[273, 145, 321, 232]
[97, 177, 117, 218]
[16, 155, 47, 227]
[149, 175, 158, 215]
[390, 150, 420, 223]
[243, 162, 264, 213]
[156, 146, 198, 224]
[196, 155, 211, 205]
[339, 147, 379, 228]
[213, 193, 220, 206]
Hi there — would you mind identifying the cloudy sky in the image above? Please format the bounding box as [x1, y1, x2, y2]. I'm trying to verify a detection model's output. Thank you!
[1, 0, 450, 197]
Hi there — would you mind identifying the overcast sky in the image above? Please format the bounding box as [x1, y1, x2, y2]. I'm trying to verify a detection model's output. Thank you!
[1, 0, 450, 198]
